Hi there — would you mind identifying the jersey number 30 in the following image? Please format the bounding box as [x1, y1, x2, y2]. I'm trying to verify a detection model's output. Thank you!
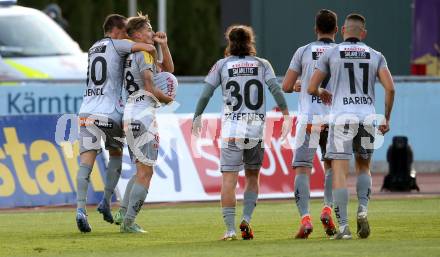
[225, 79, 263, 111]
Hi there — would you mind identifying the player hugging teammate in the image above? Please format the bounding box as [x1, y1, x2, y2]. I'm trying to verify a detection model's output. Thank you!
[76, 13, 177, 233]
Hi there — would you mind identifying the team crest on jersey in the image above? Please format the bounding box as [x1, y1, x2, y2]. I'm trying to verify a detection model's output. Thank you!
[311, 45, 332, 60]
[227, 61, 259, 77]
[339, 45, 370, 59]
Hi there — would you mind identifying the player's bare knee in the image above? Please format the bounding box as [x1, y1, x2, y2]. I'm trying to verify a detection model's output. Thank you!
[108, 147, 123, 157]
[294, 166, 311, 175]
[80, 150, 97, 167]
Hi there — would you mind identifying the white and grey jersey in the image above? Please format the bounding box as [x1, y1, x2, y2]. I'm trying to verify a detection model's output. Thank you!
[316, 40, 388, 120]
[205, 55, 276, 139]
[289, 39, 335, 119]
[123, 51, 157, 121]
[79, 38, 134, 115]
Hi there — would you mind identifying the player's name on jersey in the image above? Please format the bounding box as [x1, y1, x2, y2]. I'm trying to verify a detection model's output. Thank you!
[224, 112, 265, 121]
[88, 44, 107, 55]
[339, 45, 370, 59]
[227, 60, 259, 77]
[343, 96, 373, 105]
[311, 45, 333, 60]
[311, 95, 324, 103]
[83, 88, 104, 97]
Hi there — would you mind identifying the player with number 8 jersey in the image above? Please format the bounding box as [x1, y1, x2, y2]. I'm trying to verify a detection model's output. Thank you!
[75, 14, 157, 233]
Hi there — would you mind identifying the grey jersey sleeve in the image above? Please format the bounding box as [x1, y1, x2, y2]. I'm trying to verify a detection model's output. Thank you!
[315, 48, 331, 74]
[267, 78, 288, 111]
[204, 59, 223, 87]
[378, 53, 388, 71]
[111, 39, 135, 56]
[135, 51, 155, 73]
[288, 47, 305, 74]
[263, 59, 277, 83]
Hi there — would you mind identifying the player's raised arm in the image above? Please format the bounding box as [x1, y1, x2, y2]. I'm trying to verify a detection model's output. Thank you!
[154, 32, 174, 73]
[377, 66, 395, 134]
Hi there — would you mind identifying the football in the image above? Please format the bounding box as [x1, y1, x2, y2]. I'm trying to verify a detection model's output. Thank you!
[153, 71, 178, 99]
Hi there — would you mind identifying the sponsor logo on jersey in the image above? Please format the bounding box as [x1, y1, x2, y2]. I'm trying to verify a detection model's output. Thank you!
[227, 61, 259, 77]
[88, 45, 107, 55]
[126, 123, 141, 131]
[311, 45, 333, 60]
[339, 45, 370, 59]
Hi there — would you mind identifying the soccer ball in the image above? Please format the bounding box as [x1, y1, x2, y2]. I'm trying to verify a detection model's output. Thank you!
[153, 72, 178, 99]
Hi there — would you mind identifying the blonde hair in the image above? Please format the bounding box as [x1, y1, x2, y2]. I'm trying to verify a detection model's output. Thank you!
[126, 12, 151, 37]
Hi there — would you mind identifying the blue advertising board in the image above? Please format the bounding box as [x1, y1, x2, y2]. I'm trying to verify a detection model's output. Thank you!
[0, 115, 107, 208]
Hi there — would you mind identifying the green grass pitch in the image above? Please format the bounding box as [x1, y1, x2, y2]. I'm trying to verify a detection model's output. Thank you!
[1, 197, 439, 257]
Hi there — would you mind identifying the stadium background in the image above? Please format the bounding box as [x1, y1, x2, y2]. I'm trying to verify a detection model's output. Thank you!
[0, 0, 438, 208]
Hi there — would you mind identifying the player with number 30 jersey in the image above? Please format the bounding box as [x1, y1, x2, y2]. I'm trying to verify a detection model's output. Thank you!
[192, 25, 291, 241]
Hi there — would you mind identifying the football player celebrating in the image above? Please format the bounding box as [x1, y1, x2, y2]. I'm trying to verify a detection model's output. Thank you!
[192, 25, 291, 240]
[308, 13, 395, 239]
[76, 14, 156, 233]
[282, 9, 338, 238]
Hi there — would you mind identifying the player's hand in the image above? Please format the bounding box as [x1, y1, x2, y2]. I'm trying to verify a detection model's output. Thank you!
[378, 119, 390, 135]
[280, 115, 292, 142]
[192, 117, 202, 137]
[318, 88, 332, 105]
[293, 80, 301, 92]
[153, 32, 168, 45]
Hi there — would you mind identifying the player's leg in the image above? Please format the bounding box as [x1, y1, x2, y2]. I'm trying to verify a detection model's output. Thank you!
[114, 174, 135, 225]
[240, 169, 258, 240]
[221, 172, 239, 240]
[97, 147, 122, 224]
[326, 122, 356, 239]
[292, 124, 314, 238]
[355, 156, 372, 239]
[97, 115, 124, 224]
[76, 150, 97, 233]
[220, 140, 243, 240]
[240, 139, 264, 240]
[76, 115, 102, 233]
[319, 126, 337, 236]
[120, 119, 158, 233]
[121, 162, 152, 233]
[353, 124, 374, 238]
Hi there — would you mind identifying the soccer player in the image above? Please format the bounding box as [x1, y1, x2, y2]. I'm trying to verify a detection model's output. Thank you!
[116, 14, 174, 233]
[308, 13, 395, 239]
[282, 9, 338, 239]
[76, 14, 157, 233]
[192, 25, 291, 240]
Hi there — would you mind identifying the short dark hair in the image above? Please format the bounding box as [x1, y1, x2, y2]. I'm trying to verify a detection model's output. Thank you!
[103, 14, 127, 34]
[126, 13, 151, 37]
[224, 25, 256, 57]
[345, 13, 366, 27]
[315, 9, 337, 34]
